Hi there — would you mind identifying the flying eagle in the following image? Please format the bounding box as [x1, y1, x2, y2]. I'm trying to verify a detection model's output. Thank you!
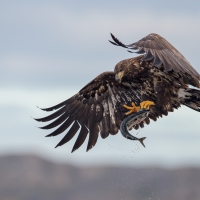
[35, 33, 200, 152]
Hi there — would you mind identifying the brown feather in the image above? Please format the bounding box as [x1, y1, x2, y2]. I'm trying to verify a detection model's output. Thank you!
[39, 112, 69, 130]
[87, 123, 99, 151]
[35, 106, 67, 122]
[55, 121, 80, 148]
[46, 116, 74, 137]
[72, 125, 89, 152]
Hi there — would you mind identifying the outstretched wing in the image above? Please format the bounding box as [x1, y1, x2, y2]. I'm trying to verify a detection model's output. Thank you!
[35, 72, 142, 152]
[110, 33, 200, 83]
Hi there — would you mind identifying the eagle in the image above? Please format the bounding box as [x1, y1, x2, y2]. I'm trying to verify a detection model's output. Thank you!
[35, 33, 200, 152]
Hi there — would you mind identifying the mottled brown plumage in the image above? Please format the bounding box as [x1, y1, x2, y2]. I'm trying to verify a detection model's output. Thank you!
[35, 33, 200, 152]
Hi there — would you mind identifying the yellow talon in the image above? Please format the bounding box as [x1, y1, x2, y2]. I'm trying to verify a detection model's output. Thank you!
[123, 102, 140, 115]
[140, 100, 155, 110]
[123, 101, 155, 115]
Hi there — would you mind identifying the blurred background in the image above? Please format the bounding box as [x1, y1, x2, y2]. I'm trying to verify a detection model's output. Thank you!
[1, 0, 200, 199]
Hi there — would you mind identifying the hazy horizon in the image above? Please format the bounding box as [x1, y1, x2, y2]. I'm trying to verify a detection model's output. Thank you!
[1, 0, 200, 168]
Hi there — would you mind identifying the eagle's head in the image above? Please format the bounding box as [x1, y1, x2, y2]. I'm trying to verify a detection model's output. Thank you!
[114, 61, 125, 83]
[114, 56, 148, 84]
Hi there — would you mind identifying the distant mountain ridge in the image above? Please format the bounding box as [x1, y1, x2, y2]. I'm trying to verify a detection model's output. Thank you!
[0, 154, 200, 200]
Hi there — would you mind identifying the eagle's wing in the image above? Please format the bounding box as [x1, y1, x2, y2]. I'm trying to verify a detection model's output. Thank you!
[110, 33, 200, 83]
[35, 72, 143, 152]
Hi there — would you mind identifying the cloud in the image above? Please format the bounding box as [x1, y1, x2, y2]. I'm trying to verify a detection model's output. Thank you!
[1, 2, 200, 48]
[1, 4, 200, 89]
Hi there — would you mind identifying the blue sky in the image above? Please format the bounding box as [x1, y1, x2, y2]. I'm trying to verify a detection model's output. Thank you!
[1, 0, 200, 168]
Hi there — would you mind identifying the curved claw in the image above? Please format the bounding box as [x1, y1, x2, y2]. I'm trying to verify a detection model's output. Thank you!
[123, 102, 140, 115]
[140, 100, 155, 110]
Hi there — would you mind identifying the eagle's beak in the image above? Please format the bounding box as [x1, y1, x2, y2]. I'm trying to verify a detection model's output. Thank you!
[115, 71, 124, 83]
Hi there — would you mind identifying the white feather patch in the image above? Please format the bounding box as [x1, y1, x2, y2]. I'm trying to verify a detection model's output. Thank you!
[178, 88, 191, 99]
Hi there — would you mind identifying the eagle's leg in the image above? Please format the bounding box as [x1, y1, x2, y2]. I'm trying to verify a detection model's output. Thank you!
[123, 102, 140, 115]
[123, 100, 155, 115]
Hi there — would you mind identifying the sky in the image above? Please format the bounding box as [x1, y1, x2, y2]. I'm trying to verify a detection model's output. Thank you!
[1, 0, 200, 168]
